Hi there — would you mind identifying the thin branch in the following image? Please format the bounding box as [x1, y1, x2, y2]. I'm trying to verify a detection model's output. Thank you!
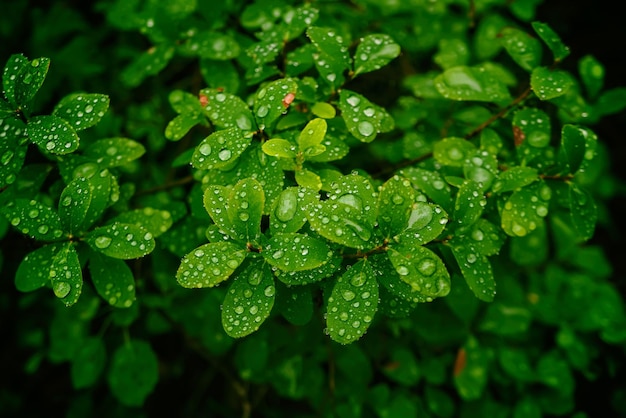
[136, 175, 195, 196]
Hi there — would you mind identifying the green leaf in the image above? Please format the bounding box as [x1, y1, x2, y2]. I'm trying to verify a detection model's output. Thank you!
[377, 175, 416, 238]
[353, 34, 401, 76]
[307, 26, 351, 87]
[298, 118, 327, 157]
[192, 127, 252, 170]
[307, 133, 349, 163]
[462, 219, 505, 257]
[110, 207, 173, 238]
[326, 259, 379, 344]
[176, 241, 246, 288]
[227, 178, 264, 242]
[262, 138, 297, 159]
[501, 181, 552, 237]
[434, 38, 470, 70]
[84, 137, 146, 167]
[394, 202, 449, 246]
[453, 180, 486, 228]
[499, 347, 535, 381]
[311, 102, 336, 119]
[165, 113, 204, 141]
[400, 167, 454, 214]
[58, 177, 93, 234]
[199, 88, 255, 131]
[89, 252, 136, 308]
[434, 66, 511, 102]
[568, 183, 596, 241]
[450, 241, 496, 302]
[480, 302, 532, 335]
[454, 337, 490, 400]
[512, 108, 551, 148]
[295, 168, 322, 191]
[53, 93, 109, 131]
[595, 87, 626, 117]
[86, 222, 155, 259]
[492, 167, 539, 193]
[182, 31, 240, 60]
[510, 220, 548, 266]
[276, 283, 313, 325]
[204, 184, 236, 235]
[434, 137, 477, 167]
[463, 149, 498, 191]
[200, 59, 240, 93]
[387, 245, 450, 299]
[339, 90, 393, 142]
[474, 14, 508, 60]
[2, 198, 64, 241]
[536, 350, 574, 395]
[270, 186, 318, 234]
[13, 56, 50, 107]
[71, 337, 106, 389]
[531, 67, 573, 100]
[253, 78, 298, 131]
[15, 243, 61, 292]
[50, 242, 82, 306]
[262, 232, 330, 272]
[221, 262, 275, 338]
[27, 115, 79, 154]
[381, 347, 421, 386]
[498, 27, 542, 71]
[0, 117, 28, 188]
[372, 253, 431, 304]
[578, 55, 604, 99]
[108, 340, 159, 407]
[532, 21, 570, 62]
[121, 43, 176, 87]
[559, 124, 586, 174]
[2, 54, 29, 107]
[274, 253, 342, 286]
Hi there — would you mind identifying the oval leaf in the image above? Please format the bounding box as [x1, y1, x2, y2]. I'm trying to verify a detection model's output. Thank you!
[531, 67, 573, 100]
[450, 242, 496, 302]
[15, 243, 61, 292]
[53, 93, 110, 131]
[176, 241, 246, 288]
[27, 115, 79, 155]
[84, 138, 145, 167]
[71, 337, 106, 389]
[262, 232, 330, 272]
[434, 65, 511, 102]
[377, 175, 416, 238]
[86, 222, 155, 259]
[89, 252, 136, 308]
[2, 198, 64, 241]
[108, 340, 159, 407]
[50, 243, 82, 307]
[339, 90, 393, 142]
[192, 127, 252, 170]
[254, 78, 298, 130]
[353, 34, 401, 76]
[387, 245, 450, 299]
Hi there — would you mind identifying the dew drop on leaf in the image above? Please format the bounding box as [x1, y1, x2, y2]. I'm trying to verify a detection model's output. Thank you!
[357, 121, 374, 137]
[53, 281, 71, 298]
[417, 258, 436, 276]
[342, 290, 356, 301]
[94, 236, 112, 249]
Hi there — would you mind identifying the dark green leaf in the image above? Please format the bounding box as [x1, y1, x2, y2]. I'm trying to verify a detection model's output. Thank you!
[276, 283, 313, 325]
[595, 87, 626, 117]
[512, 108, 551, 148]
[501, 181, 552, 237]
[58, 177, 92, 234]
[86, 222, 155, 259]
[263, 232, 330, 272]
[50, 243, 82, 306]
[400, 168, 453, 214]
[499, 27, 542, 71]
[222, 262, 275, 338]
[182, 31, 240, 60]
[454, 337, 490, 400]
[377, 175, 416, 238]
[192, 127, 252, 170]
[110, 207, 173, 238]
[15, 243, 61, 292]
[453, 179, 486, 228]
[434, 66, 511, 102]
[71, 337, 106, 389]
[89, 252, 136, 308]
[434, 137, 477, 167]
[176, 241, 246, 288]
[559, 124, 587, 174]
[307, 26, 351, 87]
[2, 198, 64, 241]
[568, 183, 596, 241]
[450, 242, 496, 302]
[14, 57, 50, 106]
[199, 88, 255, 131]
[227, 178, 264, 242]
[326, 259, 378, 344]
[200, 59, 240, 93]
[53, 93, 109, 131]
[27, 115, 79, 154]
[121, 44, 175, 87]
[253, 78, 298, 131]
[108, 340, 159, 407]
[3, 54, 29, 107]
[270, 186, 318, 234]
[531, 67, 573, 100]
[387, 245, 450, 299]
[434, 38, 470, 69]
[353, 34, 401, 76]
[532, 21, 570, 62]
[492, 167, 539, 194]
[84, 137, 146, 167]
[578, 54, 603, 99]
[0, 117, 28, 188]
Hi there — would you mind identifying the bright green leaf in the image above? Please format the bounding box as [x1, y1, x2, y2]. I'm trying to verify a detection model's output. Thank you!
[377, 175, 416, 238]
[53, 93, 109, 131]
[531, 67, 573, 100]
[176, 241, 246, 288]
[372, 253, 431, 304]
[393, 202, 449, 246]
[84, 137, 145, 167]
[578, 55, 604, 99]
[192, 127, 251, 170]
[295, 168, 322, 191]
[353, 34, 401, 76]
[559, 124, 586, 174]
[387, 245, 450, 299]
[86, 222, 155, 259]
[199, 88, 255, 131]
[311, 102, 336, 119]
[307, 26, 351, 87]
[262, 232, 330, 272]
[339, 90, 393, 142]
[110, 207, 173, 238]
[50, 242, 82, 306]
[501, 181, 552, 237]
[274, 253, 341, 286]
[262, 138, 297, 159]
[227, 178, 264, 242]
[27, 115, 79, 154]
[89, 252, 136, 308]
[254, 78, 298, 130]
[270, 186, 318, 234]
[434, 137, 477, 167]
[400, 167, 454, 214]
[108, 340, 159, 407]
[298, 118, 327, 156]
[453, 180, 486, 228]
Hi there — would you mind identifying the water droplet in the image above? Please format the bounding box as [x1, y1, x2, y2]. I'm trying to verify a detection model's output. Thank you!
[257, 105, 269, 118]
[471, 229, 484, 241]
[94, 236, 112, 249]
[342, 290, 356, 301]
[391, 194, 404, 205]
[38, 225, 49, 235]
[275, 189, 298, 222]
[346, 96, 361, 107]
[10, 217, 20, 226]
[432, 180, 445, 190]
[335, 228, 344, 236]
[396, 266, 409, 276]
[350, 273, 366, 287]
[417, 258, 436, 276]
[272, 250, 284, 259]
[199, 143, 212, 156]
[248, 270, 262, 285]
[466, 253, 477, 264]
[218, 149, 232, 161]
[512, 222, 527, 237]
[28, 209, 39, 218]
[53, 281, 71, 298]
[238, 211, 249, 221]
[447, 147, 463, 161]
[235, 306, 244, 314]
[264, 285, 275, 297]
[337, 193, 362, 211]
[357, 121, 374, 137]
[536, 205, 548, 217]
[236, 114, 252, 131]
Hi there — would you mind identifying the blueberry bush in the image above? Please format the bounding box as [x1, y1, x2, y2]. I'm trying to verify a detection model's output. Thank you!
[1, 0, 626, 417]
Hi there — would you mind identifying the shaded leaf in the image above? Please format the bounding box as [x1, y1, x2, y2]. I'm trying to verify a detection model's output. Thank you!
[501, 181, 552, 237]
[199, 88, 254, 131]
[377, 175, 416, 238]
[339, 90, 393, 142]
[121, 44, 175, 87]
[253, 78, 298, 131]
[27, 115, 79, 155]
[434, 137, 477, 167]
[498, 27, 542, 71]
[71, 337, 106, 389]
[531, 67, 573, 100]
[353, 34, 401, 76]
[89, 252, 136, 308]
[2, 198, 64, 241]
[0, 117, 28, 188]
[532, 21, 570, 62]
[53, 93, 109, 131]
[84, 137, 146, 167]
[176, 241, 246, 288]
[434, 66, 511, 102]
[50, 242, 82, 306]
[86, 222, 155, 259]
[307, 26, 351, 87]
[387, 245, 451, 299]
[108, 340, 159, 407]
[15, 243, 61, 292]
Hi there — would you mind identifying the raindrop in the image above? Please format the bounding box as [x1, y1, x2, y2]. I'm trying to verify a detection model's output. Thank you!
[466, 254, 477, 264]
[471, 229, 484, 241]
[536, 205, 548, 217]
[199, 143, 212, 156]
[357, 121, 374, 137]
[417, 258, 436, 276]
[511, 222, 527, 236]
[218, 149, 232, 161]
[264, 285, 275, 297]
[38, 225, 49, 235]
[275, 189, 298, 222]
[94, 236, 112, 249]
[53, 281, 71, 298]
[272, 250, 284, 259]
[257, 105, 269, 118]
[363, 107, 375, 117]
[238, 211, 249, 221]
[350, 273, 366, 287]
[391, 194, 404, 205]
[342, 290, 356, 301]
[346, 96, 361, 107]
[396, 265, 409, 276]
[337, 193, 362, 211]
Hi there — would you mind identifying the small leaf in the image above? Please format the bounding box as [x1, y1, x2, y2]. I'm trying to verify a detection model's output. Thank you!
[559, 124, 586, 174]
[182, 31, 240, 60]
[306, 133, 349, 163]
[0, 117, 28, 188]
[532, 21, 570, 62]
[3, 54, 29, 107]
[595, 87, 626, 117]
[108, 340, 159, 407]
[326, 260, 379, 344]
[372, 253, 430, 303]
[176, 241, 246, 288]
[254, 78, 298, 130]
[86, 222, 155, 259]
[84, 137, 146, 167]
[311, 102, 336, 119]
[14, 56, 50, 106]
[462, 219, 505, 257]
[27, 115, 79, 154]
[377, 175, 416, 238]
[531, 67, 573, 100]
[454, 338, 489, 400]
[400, 167, 454, 214]
[263, 232, 330, 272]
[498, 27, 542, 71]
[276, 284, 313, 326]
[71, 337, 106, 389]
[165, 113, 204, 141]
[512, 107, 551, 149]
[59, 177, 93, 234]
[53, 93, 110, 131]
[227, 178, 264, 242]
[270, 186, 318, 234]
[434, 66, 511, 102]
[339, 90, 393, 142]
[578, 55, 604, 99]
[568, 183, 596, 241]
[298, 118, 327, 156]
[15, 243, 61, 292]
[434, 137, 477, 167]
[295, 168, 322, 190]
[2, 198, 64, 241]
[492, 167, 539, 194]
[262, 138, 297, 159]
[453, 180, 486, 228]
[434, 38, 470, 69]
[89, 252, 136, 308]
[353, 34, 401, 76]
[501, 182, 552, 237]
[110, 207, 173, 238]
[222, 262, 275, 338]
[200, 59, 240, 93]
[387, 245, 450, 299]
[50, 242, 82, 306]
[274, 254, 342, 286]
[204, 184, 236, 235]
[192, 127, 251, 170]
[199, 88, 255, 131]
[393, 202, 448, 246]
[450, 242, 496, 302]
[121, 44, 175, 87]
[307, 26, 351, 87]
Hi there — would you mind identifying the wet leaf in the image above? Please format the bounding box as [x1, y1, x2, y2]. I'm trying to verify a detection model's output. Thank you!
[276, 283, 313, 325]
[262, 138, 297, 159]
[531, 67, 573, 100]
[434, 137, 477, 167]
[377, 175, 416, 238]
[578, 55, 604, 99]
[353, 34, 401, 76]
[270, 186, 318, 234]
[110, 207, 173, 238]
[15, 243, 61, 292]
[89, 252, 136, 308]
[53, 93, 109, 131]
[491, 166, 538, 194]
[108, 340, 159, 407]
[221, 262, 275, 338]
[372, 253, 431, 304]
[453, 337, 490, 400]
[450, 241, 496, 302]
[86, 222, 155, 259]
[463, 149, 498, 192]
[71, 337, 106, 389]
[568, 183, 596, 241]
[0, 117, 27, 188]
[532, 21, 570, 62]
[559, 124, 586, 174]
[58, 177, 93, 234]
[50, 242, 82, 307]
[387, 245, 450, 299]
[254, 78, 298, 131]
[498, 27, 542, 71]
[199, 88, 255, 131]
[307, 26, 351, 87]
[501, 181, 552, 237]
[499, 347, 535, 381]
[393, 201, 449, 246]
[176, 241, 246, 288]
[27, 115, 79, 155]
[326, 260, 379, 344]
[298, 118, 327, 157]
[453, 179, 486, 228]
[295, 168, 322, 190]
[121, 43, 175, 87]
[227, 178, 264, 242]
[274, 254, 342, 285]
[200, 59, 240, 93]
[400, 167, 454, 214]
[461, 219, 505, 257]
[2, 54, 29, 107]
[2, 198, 64, 241]
[182, 31, 240, 60]
[512, 108, 551, 148]
[339, 90, 393, 142]
[262, 232, 330, 272]
[84, 137, 145, 167]
[474, 14, 508, 60]
[192, 127, 252, 170]
[13, 56, 50, 107]
[434, 66, 511, 102]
